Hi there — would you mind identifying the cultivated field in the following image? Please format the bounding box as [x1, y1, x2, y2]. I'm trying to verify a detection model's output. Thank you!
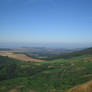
[0, 51, 44, 62]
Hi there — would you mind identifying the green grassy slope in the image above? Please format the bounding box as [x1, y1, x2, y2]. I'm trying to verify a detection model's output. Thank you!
[49, 47, 92, 60]
[0, 54, 92, 92]
[0, 47, 92, 92]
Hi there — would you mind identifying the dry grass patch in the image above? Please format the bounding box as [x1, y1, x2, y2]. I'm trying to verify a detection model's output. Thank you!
[9, 89, 17, 92]
[0, 51, 44, 62]
[66, 80, 92, 92]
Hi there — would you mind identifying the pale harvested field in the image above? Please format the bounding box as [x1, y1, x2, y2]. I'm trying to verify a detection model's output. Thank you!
[0, 51, 44, 62]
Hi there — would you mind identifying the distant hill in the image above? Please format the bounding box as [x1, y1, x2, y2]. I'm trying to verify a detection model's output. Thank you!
[0, 48, 11, 51]
[49, 47, 92, 60]
[0, 47, 82, 60]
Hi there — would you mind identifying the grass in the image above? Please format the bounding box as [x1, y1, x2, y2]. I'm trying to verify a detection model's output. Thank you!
[0, 54, 92, 92]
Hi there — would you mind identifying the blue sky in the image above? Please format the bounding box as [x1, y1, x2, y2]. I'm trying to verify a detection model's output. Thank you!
[0, 0, 92, 48]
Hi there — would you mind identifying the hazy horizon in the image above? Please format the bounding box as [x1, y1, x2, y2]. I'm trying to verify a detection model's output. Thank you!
[0, 42, 92, 49]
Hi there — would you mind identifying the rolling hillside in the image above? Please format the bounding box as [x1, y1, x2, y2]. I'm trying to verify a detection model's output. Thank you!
[0, 47, 92, 92]
[49, 47, 92, 60]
